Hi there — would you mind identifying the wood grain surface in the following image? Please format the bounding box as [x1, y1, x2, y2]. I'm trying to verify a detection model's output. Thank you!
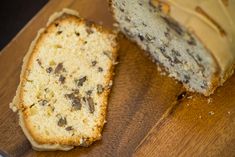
[0, 0, 235, 157]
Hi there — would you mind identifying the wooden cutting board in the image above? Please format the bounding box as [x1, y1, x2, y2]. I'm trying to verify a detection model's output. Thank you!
[0, 0, 235, 156]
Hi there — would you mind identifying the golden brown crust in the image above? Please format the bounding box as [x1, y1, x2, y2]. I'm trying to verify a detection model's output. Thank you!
[19, 111, 74, 151]
[10, 27, 46, 112]
[14, 9, 118, 148]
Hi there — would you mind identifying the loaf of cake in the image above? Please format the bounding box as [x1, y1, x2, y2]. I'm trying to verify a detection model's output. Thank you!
[10, 8, 118, 151]
[110, 0, 235, 96]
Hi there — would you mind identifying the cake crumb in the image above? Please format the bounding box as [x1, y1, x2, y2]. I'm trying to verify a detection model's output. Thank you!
[208, 111, 215, 116]
[187, 95, 193, 99]
[113, 23, 119, 28]
[199, 115, 202, 119]
[157, 66, 162, 72]
[227, 111, 231, 115]
[207, 98, 213, 104]
[109, 81, 113, 87]
[113, 61, 119, 65]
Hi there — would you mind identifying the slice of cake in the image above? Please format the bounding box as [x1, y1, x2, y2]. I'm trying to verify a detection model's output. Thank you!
[10, 8, 118, 151]
[110, 0, 235, 96]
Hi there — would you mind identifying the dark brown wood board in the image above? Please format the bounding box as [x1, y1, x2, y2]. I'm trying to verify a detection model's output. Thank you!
[0, 0, 235, 156]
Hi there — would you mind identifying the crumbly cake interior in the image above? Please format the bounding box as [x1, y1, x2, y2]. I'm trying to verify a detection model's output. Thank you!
[112, 0, 218, 95]
[21, 17, 117, 144]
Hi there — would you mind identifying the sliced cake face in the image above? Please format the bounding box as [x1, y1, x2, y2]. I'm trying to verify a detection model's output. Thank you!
[111, 0, 219, 95]
[20, 15, 117, 145]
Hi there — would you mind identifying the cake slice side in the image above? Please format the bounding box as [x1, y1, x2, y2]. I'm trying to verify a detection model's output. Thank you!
[11, 9, 118, 150]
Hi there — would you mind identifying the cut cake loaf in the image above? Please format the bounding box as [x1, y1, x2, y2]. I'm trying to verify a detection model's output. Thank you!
[10, 8, 118, 151]
[111, 0, 235, 96]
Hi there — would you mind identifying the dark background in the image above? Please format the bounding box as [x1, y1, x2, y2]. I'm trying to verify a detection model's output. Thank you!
[0, 0, 48, 50]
